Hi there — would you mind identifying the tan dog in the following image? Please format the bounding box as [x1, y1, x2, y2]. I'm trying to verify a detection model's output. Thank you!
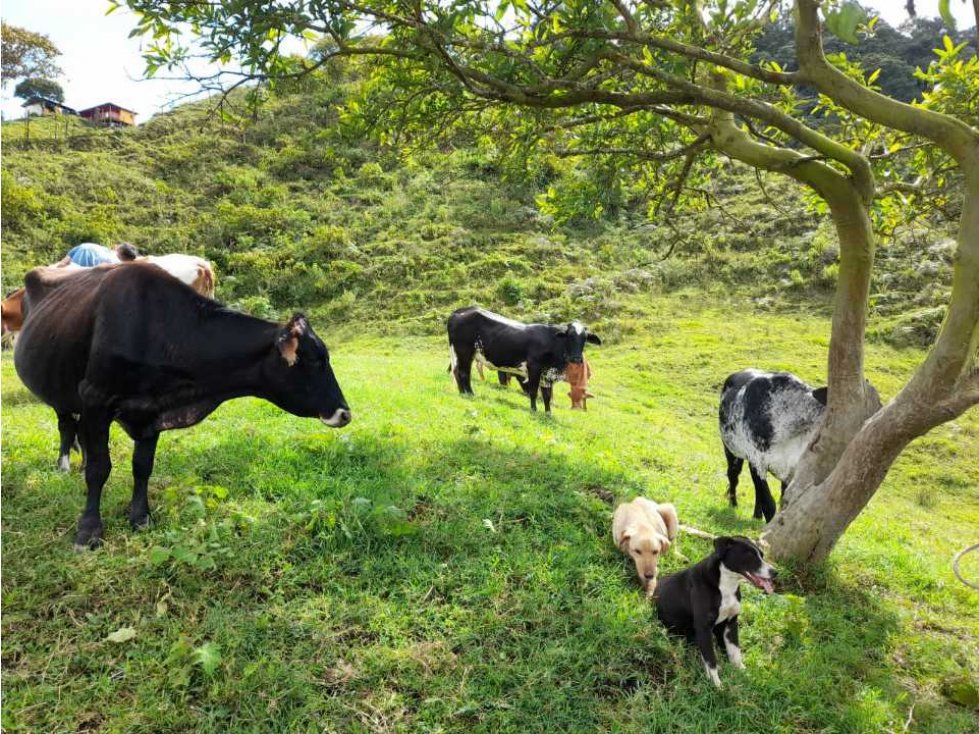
[612, 497, 679, 596]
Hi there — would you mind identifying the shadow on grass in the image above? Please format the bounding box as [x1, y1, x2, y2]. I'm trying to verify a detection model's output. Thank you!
[0, 421, 922, 733]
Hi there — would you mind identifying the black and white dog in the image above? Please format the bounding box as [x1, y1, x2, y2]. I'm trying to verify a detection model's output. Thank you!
[655, 536, 776, 688]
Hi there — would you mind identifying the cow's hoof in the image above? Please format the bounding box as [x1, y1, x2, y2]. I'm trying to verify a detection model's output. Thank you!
[129, 505, 152, 530]
[73, 523, 104, 551]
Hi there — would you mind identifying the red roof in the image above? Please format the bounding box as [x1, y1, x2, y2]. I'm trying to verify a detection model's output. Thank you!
[78, 103, 137, 116]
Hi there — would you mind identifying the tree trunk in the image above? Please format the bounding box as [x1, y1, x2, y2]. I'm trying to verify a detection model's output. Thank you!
[784, 191, 881, 499]
[766, 174, 979, 562]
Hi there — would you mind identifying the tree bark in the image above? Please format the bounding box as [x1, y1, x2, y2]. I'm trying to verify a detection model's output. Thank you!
[784, 191, 881, 498]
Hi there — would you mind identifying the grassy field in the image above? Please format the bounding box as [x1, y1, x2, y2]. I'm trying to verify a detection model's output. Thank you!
[2, 295, 977, 733]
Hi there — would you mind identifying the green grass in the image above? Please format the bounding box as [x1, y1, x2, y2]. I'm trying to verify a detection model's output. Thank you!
[2, 296, 977, 733]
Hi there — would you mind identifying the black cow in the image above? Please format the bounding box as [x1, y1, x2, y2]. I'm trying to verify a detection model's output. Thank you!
[718, 369, 827, 521]
[447, 306, 600, 412]
[14, 263, 351, 549]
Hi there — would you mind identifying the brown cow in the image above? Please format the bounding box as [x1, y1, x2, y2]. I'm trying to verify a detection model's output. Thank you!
[565, 358, 594, 410]
[1, 288, 26, 338]
[0, 256, 216, 342]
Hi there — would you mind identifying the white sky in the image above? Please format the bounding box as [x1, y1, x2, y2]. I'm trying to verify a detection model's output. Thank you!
[1, 0, 975, 123]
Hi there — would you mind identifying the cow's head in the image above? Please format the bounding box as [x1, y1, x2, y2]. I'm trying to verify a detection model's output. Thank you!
[264, 313, 351, 428]
[557, 321, 601, 364]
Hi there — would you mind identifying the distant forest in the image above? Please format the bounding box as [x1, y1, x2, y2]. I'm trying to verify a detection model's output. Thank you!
[754, 13, 976, 103]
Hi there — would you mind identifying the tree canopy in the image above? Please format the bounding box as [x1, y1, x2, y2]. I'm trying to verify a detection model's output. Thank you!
[14, 77, 64, 103]
[118, 0, 979, 563]
[1, 22, 61, 86]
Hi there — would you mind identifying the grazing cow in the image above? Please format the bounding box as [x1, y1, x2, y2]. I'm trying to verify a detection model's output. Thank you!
[565, 358, 594, 410]
[0, 255, 216, 342]
[718, 369, 827, 521]
[14, 262, 350, 549]
[447, 306, 600, 412]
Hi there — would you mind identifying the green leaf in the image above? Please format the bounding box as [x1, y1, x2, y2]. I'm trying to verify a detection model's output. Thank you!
[825, 1, 867, 45]
[148, 546, 171, 565]
[192, 642, 222, 676]
[106, 626, 137, 644]
[939, 0, 957, 30]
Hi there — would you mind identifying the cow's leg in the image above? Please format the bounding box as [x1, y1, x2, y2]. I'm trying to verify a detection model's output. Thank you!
[129, 433, 159, 530]
[452, 346, 476, 395]
[525, 365, 542, 412]
[75, 411, 111, 550]
[723, 446, 743, 508]
[497, 371, 510, 387]
[56, 411, 78, 472]
[541, 382, 553, 413]
[748, 463, 777, 522]
[516, 375, 531, 395]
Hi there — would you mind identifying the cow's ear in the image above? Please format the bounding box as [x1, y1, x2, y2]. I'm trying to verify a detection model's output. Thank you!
[276, 314, 307, 366]
[586, 332, 602, 345]
[812, 386, 828, 406]
[277, 328, 299, 366]
[286, 312, 309, 335]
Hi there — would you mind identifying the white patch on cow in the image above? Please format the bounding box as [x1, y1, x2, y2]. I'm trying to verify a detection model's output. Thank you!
[704, 662, 722, 688]
[476, 308, 528, 330]
[143, 254, 211, 289]
[542, 367, 565, 386]
[724, 627, 745, 669]
[571, 321, 585, 335]
[58, 453, 70, 473]
[477, 350, 528, 378]
[716, 564, 742, 624]
[449, 344, 459, 372]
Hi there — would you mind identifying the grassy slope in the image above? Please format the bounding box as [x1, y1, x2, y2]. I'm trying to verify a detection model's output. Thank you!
[3, 297, 977, 733]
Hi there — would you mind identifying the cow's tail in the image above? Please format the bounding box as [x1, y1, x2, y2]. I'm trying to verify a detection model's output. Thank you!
[448, 344, 458, 374]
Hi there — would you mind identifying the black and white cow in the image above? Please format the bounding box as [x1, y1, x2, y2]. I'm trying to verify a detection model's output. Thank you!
[718, 369, 827, 522]
[447, 306, 600, 412]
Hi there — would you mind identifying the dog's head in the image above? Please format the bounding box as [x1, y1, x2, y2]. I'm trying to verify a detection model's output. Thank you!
[714, 536, 776, 593]
[620, 527, 670, 584]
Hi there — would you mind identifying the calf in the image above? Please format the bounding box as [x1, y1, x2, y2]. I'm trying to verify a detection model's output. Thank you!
[564, 357, 593, 410]
[447, 307, 600, 412]
[15, 263, 350, 549]
[718, 369, 827, 521]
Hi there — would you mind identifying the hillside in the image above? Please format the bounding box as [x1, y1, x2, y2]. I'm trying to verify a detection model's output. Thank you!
[0, 74, 956, 348]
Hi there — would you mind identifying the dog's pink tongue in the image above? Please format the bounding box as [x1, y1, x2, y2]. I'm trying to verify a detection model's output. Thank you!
[746, 573, 775, 594]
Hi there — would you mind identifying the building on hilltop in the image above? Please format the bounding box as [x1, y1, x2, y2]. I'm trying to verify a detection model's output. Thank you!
[78, 103, 137, 127]
[21, 96, 78, 117]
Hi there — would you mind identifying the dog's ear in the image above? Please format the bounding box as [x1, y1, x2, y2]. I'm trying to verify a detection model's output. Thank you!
[713, 536, 733, 556]
[812, 386, 828, 406]
[656, 503, 680, 542]
[658, 534, 671, 552]
[618, 529, 633, 553]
